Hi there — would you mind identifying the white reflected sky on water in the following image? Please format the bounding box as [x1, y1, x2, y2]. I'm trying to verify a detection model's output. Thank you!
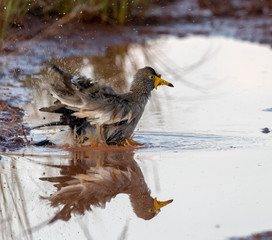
[132, 36, 272, 138]
[2, 35, 272, 240]
[2, 147, 272, 240]
[132, 148, 272, 240]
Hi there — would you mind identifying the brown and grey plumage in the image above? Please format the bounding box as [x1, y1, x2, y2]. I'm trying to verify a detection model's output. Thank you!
[36, 64, 174, 146]
[40, 148, 173, 222]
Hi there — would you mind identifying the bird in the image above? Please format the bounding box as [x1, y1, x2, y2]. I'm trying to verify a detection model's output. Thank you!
[35, 64, 174, 146]
[39, 148, 173, 222]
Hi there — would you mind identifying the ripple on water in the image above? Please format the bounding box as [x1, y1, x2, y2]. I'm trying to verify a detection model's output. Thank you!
[134, 132, 259, 152]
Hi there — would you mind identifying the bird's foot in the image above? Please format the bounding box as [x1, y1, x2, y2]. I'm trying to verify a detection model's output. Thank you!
[84, 135, 106, 147]
[121, 137, 143, 146]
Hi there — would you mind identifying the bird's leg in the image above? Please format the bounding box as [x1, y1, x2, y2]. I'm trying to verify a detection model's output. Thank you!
[86, 135, 97, 146]
[73, 151, 78, 164]
[100, 126, 106, 144]
[94, 150, 102, 173]
[126, 138, 144, 146]
[94, 121, 104, 145]
[73, 126, 78, 143]
[74, 125, 83, 145]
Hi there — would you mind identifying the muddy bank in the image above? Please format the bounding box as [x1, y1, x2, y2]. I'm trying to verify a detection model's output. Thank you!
[0, 99, 29, 152]
[230, 231, 272, 240]
[1, 0, 272, 71]
[0, 76, 32, 151]
[2, 0, 272, 56]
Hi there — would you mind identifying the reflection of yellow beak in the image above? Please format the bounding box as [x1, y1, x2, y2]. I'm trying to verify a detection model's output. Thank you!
[154, 197, 173, 212]
[154, 76, 174, 90]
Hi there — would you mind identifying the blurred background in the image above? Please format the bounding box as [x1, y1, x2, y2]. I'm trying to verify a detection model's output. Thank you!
[0, 0, 272, 48]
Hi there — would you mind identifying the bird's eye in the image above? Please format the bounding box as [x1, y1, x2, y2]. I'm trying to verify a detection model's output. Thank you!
[148, 208, 154, 213]
[149, 75, 155, 80]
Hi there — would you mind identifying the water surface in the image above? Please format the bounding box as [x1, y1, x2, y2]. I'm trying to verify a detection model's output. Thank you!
[1, 35, 272, 240]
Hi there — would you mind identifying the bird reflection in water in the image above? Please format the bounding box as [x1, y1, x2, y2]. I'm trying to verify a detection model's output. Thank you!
[40, 147, 173, 223]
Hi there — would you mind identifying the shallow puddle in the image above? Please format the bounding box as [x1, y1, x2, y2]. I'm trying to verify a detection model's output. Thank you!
[1, 35, 272, 240]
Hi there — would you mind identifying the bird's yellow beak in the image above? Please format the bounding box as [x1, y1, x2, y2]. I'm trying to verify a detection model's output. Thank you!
[154, 76, 174, 90]
[154, 197, 173, 212]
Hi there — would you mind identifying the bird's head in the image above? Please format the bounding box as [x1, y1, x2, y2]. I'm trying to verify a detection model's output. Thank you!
[131, 67, 174, 94]
[131, 194, 173, 220]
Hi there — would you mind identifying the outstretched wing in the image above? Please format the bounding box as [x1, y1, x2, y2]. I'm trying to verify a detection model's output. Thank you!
[71, 83, 141, 125]
[43, 64, 138, 126]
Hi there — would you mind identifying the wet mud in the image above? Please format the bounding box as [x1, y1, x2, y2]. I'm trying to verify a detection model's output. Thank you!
[1, 0, 272, 59]
[0, 81, 30, 151]
[0, 100, 28, 151]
